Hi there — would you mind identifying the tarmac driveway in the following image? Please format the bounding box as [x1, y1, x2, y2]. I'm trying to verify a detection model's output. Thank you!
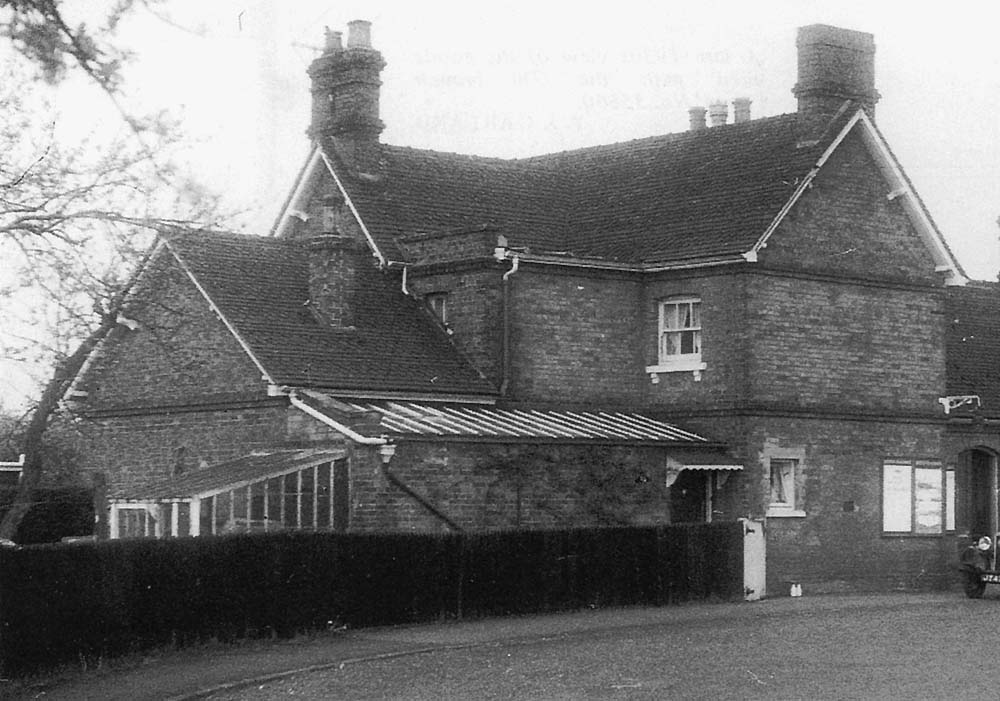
[19, 592, 1000, 700]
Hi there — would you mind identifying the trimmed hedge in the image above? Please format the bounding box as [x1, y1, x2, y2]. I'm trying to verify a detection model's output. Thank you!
[0, 522, 743, 676]
[0, 487, 94, 544]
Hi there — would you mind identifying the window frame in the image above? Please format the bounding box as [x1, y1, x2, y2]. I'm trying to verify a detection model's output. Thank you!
[766, 456, 806, 518]
[645, 296, 707, 377]
[881, 459, 949, 536]
[426, 292, 449, 325]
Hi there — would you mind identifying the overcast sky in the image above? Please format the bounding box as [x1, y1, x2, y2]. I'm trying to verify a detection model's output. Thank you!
[3, 1, 1000, 408]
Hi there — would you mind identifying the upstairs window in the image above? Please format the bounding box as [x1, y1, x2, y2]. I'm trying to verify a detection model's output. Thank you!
[658, 298, 701, 362]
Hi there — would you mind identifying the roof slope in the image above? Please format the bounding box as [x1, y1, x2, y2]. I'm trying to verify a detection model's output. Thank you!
[331, 113, 827, 265]
[164, 230, 494, 397]
[947, 283, 1000, 415]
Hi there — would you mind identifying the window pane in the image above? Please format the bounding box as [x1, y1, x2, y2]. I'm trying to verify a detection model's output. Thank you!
[317, 462, 331, 529]
[662, 331, 679, 357]
[662, 303, 678, 330]
[690, 302, 701, 328]
[914, 467, 943, 534]
[301, 467, 315, 529]
[680, 303, 693, 328]
[882, 463, 912, 532]
[215, 491, 231, 531]
[680, 330, 698, 354]
[266, 477, 282, 525]
[770, 459, 795, 505]
[283, 473, 298, 528]
[333, 459, 349, 532]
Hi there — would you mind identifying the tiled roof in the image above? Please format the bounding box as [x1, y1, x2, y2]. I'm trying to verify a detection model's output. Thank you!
[310, 394, 720, 445]
[163, 230, 494, 397]
[947, 283, 1000, 416]
[113, 449, 342, 501]
[332, 112, 832, 265]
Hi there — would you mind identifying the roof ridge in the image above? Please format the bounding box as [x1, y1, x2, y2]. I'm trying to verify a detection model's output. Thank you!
[381, 112, 800, 165]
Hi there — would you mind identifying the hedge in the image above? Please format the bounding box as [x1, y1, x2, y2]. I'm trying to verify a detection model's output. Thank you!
[0, 522, 743, 676]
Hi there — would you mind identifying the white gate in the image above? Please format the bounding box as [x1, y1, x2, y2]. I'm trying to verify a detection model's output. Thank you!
[741, 518, 766, 600]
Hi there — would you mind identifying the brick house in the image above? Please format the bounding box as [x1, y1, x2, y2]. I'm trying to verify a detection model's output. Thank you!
[62, 21, 1000, 595]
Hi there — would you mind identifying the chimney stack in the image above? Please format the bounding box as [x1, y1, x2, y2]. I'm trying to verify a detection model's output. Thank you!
[732, 97, 752, 123]
[308, 235, 360, 328]
[708, 101, 728, 127]
[688, 106, 707, 131]
[307, 20, 385, 174]
[793, 24, 879, 120]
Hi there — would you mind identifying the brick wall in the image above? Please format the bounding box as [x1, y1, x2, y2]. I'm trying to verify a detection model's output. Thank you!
[506, 268, 643, 403]
[347, 442, 729, 533]
[642, 270, 748, 410]
[76, 404, 292, 498]
[762, 130, 939, 284]
[745, 273, 945, 413]
[80, 248, 268, 410]
[409, 265, 503, 384]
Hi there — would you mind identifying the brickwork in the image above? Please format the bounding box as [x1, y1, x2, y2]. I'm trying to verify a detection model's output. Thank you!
[400, 229, 499, 265]
[408, 266, 503, 384]
[346, 442, 734, 533]
[506, 268, 643, 403]
[762, 131, 938, 284]
[686, 413, 953, 593]
[745, 272, 945, 413]
[81, 249, 267, 410]
[76, 404, 292, 498]
[642, 271, 748, 410]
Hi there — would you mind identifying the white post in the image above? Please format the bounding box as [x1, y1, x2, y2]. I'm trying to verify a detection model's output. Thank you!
[152, 505, 163, 538]
[109, 504, 119, 539]
[263, 480, 270, 532]
[190, 498, 201, 537]
[297, 470, 303, 528]
[171, 502, 179, 538]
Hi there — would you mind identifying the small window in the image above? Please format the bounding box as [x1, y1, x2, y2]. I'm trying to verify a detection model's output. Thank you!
[767, 458, 804, 517]
[426, 292, 448, 324]
[882, 460, 945, 535]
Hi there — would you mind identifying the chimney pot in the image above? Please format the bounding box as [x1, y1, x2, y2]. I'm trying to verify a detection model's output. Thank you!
[347, 19, 373, 49]
[688, 106, 707, 131]
[708, 101, 728, 127]
[732, 97, 752, 123]
[324, 28, 343, 52]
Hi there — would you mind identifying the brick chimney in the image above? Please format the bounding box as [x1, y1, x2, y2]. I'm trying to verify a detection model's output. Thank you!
[732, 97, 752, 123]
[688, 106, 707, 131]
[307, 20, 386, 174]
[708, 101, 728, 127]
[793, 24, 879, 120]
[308, 235, 360, 327]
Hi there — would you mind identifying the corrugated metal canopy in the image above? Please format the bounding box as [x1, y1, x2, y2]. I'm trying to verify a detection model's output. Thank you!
[338, 399, 713, 444]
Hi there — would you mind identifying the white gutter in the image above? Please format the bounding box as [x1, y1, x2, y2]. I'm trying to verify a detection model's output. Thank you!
[288, 390, 388, 445]
[493, 249, 748, 274]
[318, 149, 387, 268]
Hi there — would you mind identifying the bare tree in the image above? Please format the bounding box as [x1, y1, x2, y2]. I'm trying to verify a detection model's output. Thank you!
[0, 1, 224, 538]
